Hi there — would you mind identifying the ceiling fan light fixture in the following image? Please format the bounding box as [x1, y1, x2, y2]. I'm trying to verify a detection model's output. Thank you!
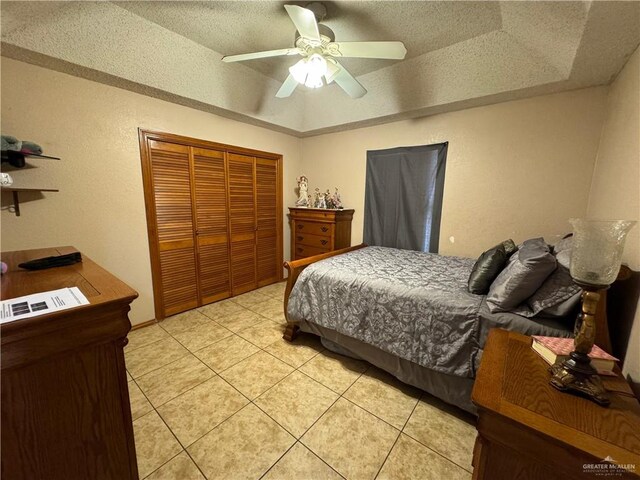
[223, 4, 405, 98]
[304, 70, 324, 88]
[289, 58, 309, 84]
[304, 54, 327, 88]
[290, 54, 327, 88]
[307, 54, 327, 75]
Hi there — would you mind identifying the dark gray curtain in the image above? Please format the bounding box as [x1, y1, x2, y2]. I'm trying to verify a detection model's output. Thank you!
[363, 143, 447, 252]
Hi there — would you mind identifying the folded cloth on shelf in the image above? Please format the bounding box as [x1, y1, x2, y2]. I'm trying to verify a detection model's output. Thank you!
[20, 140, 43, 155]
[1, 135, 22, 152]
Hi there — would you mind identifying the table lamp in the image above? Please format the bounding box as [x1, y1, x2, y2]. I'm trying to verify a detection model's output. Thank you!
[550, 219, 636, 405]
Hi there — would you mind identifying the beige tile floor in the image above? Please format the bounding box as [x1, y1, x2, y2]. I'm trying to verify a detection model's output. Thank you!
[125, 281, 476, 480]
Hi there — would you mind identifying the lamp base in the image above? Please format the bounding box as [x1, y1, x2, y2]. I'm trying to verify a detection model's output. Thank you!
[549, 352, 610, 406]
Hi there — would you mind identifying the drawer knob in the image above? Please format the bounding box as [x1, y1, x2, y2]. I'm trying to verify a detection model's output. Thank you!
[297, 224, 304, 229]
[297, 247, 303, 252]
[296, 236, 303, 241]
[321, 240, 328, 245]
[321, 227, 328, 232]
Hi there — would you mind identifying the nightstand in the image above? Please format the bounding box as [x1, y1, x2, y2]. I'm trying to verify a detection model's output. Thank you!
[471, 329, 640, 480]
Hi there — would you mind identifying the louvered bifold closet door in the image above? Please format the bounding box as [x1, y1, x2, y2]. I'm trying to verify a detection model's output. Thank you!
[192, 147, 231, 304]
[227, 153, 257, 295]
[255, 158, 279, 286]
[148, 140, 198, 316]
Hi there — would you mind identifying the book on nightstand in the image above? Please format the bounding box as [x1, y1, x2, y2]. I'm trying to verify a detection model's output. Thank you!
[531, 335, 619, 376]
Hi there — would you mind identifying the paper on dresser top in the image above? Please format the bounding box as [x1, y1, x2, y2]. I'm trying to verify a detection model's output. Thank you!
[0, 287, 89, 323]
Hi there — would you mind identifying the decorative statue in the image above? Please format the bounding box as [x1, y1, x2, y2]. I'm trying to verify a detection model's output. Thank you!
[295, 175, 309, 207]
[331, 187, 342, 209]
[314, 188, 326, 209]
[324, 189, 333, 209]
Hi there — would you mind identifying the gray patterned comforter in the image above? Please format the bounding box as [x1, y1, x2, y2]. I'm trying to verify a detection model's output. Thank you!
[287, 246, 484, 378]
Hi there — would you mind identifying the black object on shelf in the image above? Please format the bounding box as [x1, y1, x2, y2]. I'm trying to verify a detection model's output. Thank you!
[18, 252, 82, 270]
[1, 150, 61, 167]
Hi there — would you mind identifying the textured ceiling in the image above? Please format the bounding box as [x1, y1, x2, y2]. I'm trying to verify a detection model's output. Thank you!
[115, 1, 504, 80]
[1, 1, 639, 136]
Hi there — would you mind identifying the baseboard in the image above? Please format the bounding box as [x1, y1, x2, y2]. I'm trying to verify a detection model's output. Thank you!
[130, 318, 157, 331]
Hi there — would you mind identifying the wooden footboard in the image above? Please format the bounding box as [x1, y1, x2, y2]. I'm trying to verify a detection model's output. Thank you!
[282, 243, 366, 341]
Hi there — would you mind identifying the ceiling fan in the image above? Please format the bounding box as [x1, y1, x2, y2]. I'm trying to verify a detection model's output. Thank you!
[221, 3, 407, 99]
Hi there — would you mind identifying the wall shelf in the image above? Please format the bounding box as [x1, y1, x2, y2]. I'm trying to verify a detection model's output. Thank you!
[1, 151, 60, 216]
[1, 152, 60, 161]
[1, 187, 59, 217]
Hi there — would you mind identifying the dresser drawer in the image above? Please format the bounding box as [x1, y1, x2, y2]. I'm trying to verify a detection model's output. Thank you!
[294, 221, 333, 237]
[294, 244, 330, 259]
[294, 233, 332, 249]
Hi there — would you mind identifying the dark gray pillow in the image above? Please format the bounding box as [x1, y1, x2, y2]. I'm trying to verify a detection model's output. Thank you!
[486, 238, 557, 312]
[538, 291, 581, 318]
[510, 264, 581, 318]
[553, 235, 573, 254]
[468, 244, 508, 294]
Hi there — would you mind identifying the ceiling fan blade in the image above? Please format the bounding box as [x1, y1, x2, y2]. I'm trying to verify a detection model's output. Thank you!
[284, 5, 320, 42]
[276, 74, 299, 98]
[222, 48, 301, 63]
[328, 41, 407, 60]
[332, 62, 367, 99]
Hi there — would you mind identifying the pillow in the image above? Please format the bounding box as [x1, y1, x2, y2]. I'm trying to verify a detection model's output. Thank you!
[486, 238, 557, 312]
[468, 239, 517, 294]
[553, 235, 573, 254]
[468, 244, 507, 294]
[509, 264, 581, 318]
[538, 291, 581, 318]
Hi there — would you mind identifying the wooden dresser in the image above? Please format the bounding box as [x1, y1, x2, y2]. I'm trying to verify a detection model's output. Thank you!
[288, 207, 354, 260]
[1, 247, 139, 480]
[472, 329, 640, 480]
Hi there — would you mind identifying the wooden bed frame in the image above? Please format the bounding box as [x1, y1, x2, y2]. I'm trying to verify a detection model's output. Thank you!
[282, 243, 621, 354]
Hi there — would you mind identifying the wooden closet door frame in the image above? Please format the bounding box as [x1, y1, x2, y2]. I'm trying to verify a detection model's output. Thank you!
[138, 129, 283, 321]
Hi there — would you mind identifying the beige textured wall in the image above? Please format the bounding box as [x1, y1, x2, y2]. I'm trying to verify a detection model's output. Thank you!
[587, 47, 640, 381]
[300, 87, 608, 258]
[1, 58, 301, 325]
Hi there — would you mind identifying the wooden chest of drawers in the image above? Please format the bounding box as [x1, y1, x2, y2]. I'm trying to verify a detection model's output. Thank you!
[1, 247, 139, 480]
[288, 207, 354, 260]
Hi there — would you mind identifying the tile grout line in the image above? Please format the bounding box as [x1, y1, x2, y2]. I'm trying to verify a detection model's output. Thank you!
[371, 391, 423, 480]
[132, 401, 185, 479]
[139, 449, 184, 480]
[402, 393, 476, 474]
[182, 445, 210, 480]
[339, 395, 406, 433]
[400, 428, 475, 475]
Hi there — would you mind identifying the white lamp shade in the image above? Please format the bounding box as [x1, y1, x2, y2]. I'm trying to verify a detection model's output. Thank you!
[289, 54, 328, 88]
[289, 59, 309, 84]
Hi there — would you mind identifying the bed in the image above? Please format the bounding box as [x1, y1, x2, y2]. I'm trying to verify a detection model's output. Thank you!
[282, 244, 614, 414]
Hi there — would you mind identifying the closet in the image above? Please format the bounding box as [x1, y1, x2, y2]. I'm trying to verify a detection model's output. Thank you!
[139, 130, 283, 319]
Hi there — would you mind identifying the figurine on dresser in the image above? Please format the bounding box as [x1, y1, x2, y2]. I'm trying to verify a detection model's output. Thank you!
[295, 175, 309, 207]
[326, 187, 342, 209]
[314, 188, 327, 209]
